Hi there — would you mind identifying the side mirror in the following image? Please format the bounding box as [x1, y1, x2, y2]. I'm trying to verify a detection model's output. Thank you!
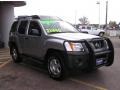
[31, 29, 40, 36]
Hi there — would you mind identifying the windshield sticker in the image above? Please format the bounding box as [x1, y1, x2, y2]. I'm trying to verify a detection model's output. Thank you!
[40, 21, 55, 25]
[46, 29, 61, 33]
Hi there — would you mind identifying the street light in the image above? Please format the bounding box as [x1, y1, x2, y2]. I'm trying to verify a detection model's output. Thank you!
[96, 1, 100, 29]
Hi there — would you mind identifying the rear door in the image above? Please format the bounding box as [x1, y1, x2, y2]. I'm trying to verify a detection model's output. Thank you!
[17, 20, 29, 54]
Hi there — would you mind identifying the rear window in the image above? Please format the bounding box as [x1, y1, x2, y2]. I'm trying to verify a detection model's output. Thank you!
[10, 21, 18, 32]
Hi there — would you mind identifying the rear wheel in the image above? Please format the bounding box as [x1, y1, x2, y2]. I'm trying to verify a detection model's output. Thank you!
[47, 52, 67, 80]
[10, 46, 22, 63]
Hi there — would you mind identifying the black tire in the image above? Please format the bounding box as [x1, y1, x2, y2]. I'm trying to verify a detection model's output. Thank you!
[99, 32, 104, 37]
[84, 32, 88, 34]
[10, 46, 22, 63]
[47, 52, 67, 80]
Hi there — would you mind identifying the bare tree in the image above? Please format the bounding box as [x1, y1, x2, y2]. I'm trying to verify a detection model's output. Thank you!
[109, 21, 117, 29]
[79, 16, 89, 25]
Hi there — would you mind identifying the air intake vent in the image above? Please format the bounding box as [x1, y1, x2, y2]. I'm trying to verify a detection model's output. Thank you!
[89, 39, 107, 50]
[92, 40, 105, 49]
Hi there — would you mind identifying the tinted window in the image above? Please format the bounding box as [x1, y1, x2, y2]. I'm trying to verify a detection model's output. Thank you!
[82, 26, 85, 29]
[10, 21, 18, 32]
[18, 21, 28, 34]
[87, 27, 91, 30]
[28, 21, 41, 35]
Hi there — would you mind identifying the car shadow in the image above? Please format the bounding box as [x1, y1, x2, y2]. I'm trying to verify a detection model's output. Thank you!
[20, 58, 106, 83]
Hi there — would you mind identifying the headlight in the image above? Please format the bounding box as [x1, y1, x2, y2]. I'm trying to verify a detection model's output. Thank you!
[64, 42, 84, 51]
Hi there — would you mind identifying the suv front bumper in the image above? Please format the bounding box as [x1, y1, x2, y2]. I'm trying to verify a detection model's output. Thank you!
[65, 38, 114, 70]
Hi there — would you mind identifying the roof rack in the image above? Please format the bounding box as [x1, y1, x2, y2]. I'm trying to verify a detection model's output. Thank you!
[31, 15, 40, 19]
[17, 15, 63, 21]
[17, 15, 40, 20]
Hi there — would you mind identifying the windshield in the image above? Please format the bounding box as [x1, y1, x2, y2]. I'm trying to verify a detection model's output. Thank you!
[40, 20, 79, 34]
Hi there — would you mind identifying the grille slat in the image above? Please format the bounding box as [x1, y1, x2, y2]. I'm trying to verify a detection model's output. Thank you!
[89, 39, 107, 50]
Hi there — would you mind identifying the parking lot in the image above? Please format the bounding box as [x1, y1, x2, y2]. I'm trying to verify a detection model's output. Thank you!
[0, 37, 120, 90]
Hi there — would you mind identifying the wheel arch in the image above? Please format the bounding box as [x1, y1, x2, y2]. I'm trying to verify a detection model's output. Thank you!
[98, 32, 105, 36]
[44, 48, 67, 64]
[44, 48, 65, 60]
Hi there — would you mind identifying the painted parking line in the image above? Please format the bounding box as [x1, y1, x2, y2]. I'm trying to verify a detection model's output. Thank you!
[70, 78, 107, 90]
[0, 60, 11, 69]
[0, 57, 11, 61]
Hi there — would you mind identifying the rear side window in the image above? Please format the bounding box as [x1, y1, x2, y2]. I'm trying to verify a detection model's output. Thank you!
[10, 21, 18, 32]
[18, 21, 28, 34]
[87, 27, 91, 30]
[82, 26, 85, 29]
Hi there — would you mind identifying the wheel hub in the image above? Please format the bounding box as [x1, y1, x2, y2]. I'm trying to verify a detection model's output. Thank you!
[49, 58, 61, 75]
[12, 48, 17, 60]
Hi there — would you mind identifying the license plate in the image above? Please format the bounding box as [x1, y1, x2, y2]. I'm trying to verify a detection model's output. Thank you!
[96, 58, 104, 65]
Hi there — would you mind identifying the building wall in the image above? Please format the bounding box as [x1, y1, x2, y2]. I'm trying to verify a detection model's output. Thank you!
[0, 5, 14, 47]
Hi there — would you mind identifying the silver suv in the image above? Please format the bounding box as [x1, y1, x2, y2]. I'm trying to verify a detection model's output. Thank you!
[9, 15, 114, 80]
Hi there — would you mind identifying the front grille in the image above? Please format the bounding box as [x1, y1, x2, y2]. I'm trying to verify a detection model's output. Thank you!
[90, 39, 107, 50]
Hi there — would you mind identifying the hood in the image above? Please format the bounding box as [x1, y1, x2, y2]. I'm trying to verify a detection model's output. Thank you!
[49, 33, 100, 41]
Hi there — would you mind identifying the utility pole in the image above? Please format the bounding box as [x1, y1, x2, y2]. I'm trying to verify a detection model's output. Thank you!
[75, 10, 77, 25]
[105, 1, 108, 30]
[96, 1, 100, 29]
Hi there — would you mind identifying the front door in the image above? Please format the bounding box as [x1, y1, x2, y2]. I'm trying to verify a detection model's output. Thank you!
[24, 20, 43, 58]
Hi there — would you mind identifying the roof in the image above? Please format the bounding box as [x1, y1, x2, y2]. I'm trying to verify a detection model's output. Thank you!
[0, 1, 26, 7]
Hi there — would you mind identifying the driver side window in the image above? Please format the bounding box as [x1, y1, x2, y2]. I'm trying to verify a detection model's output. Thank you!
[28, 21, 41, 36]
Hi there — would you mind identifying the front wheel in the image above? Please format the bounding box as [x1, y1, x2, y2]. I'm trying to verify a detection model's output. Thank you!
[47, 52, 67, 80]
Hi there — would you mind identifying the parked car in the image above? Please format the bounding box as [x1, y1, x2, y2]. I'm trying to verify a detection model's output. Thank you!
[9, 15, 114, 80]
[78, 26, 105, 36]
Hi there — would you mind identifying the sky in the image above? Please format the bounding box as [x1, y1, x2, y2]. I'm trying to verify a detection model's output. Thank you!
[14, 0, 120, 24]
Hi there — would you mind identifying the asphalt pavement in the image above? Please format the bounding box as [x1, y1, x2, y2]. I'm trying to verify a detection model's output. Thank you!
[0, 37, 120, 90]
